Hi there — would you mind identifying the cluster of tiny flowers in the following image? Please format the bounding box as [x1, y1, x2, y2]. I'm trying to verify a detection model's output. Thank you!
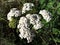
[7, 3, 52, 43]
[26, 14, 43, 30]
[22, 3, 34, 14]
[7, 8, 21, 21]
[17, 17, 35, 43]
[39, 10, 51, 22]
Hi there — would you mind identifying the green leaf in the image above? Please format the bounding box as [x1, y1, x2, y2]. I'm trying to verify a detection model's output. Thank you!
[39, 0, 45, 4]
[9, 18, 17, 28]
[47, 2, 54, 9]
[52, 28, 60, 35]
[54, 38, 60, 43]
[57, 8, 60, 14]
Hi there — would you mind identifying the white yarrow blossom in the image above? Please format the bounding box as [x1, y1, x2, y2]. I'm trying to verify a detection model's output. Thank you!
[7, 8, 21, 21]
[17, 17, 35, 43]
[26, 14, 43, 30]
[39, 10, 52, 22]
[22, 3, 34, 14]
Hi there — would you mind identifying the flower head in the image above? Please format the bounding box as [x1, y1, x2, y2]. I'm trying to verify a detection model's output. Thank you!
[7, 8, 21, 21]
[22, 3, 34, 14]
[39, 10, 52, 22]
[26, 14, 43, 30]
[17, 17, 35, 43]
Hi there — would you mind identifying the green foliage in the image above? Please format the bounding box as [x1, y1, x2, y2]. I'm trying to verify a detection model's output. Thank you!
[52, 28, 60, 35]
[57, 8, 60, 14]
[39, 0, 45, 4]
[54, 38, 60, 43]
[9, 18, 17, 28]
[52, 28, 60, 43]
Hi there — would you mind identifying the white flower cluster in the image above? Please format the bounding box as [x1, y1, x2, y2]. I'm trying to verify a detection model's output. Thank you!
[39, 10, 51, 22]
[26, 14, 43, 30]
[22, 3, 34, 14]
[17, 17, 35, 43]
[17, 14, 43, 43]
[7, 8, 21, 21]
[7, 3, 52, 43]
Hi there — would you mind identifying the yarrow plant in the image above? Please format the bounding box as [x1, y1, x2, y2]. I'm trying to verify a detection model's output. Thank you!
[7, 3, 52, 43]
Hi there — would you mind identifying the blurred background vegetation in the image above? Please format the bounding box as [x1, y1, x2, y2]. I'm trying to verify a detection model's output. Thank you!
[0, 0, 60, 45]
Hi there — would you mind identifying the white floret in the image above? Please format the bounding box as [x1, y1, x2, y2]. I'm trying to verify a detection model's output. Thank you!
[22, 3, 34, 14]
[17, 17, 35, 43]
[7, 8, 21, 21]
[26, 14, 41, 25]
[39, 10, 52, 22]
[26, 14, 43, 30]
